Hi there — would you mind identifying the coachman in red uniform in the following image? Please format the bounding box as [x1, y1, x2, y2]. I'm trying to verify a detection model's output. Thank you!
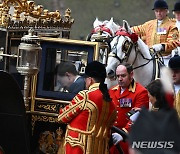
[58, 61, 117, 154]
[109, 63, 149, 154]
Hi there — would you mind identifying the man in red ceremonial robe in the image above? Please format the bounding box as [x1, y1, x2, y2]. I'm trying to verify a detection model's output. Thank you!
[58, 61, 117, 154]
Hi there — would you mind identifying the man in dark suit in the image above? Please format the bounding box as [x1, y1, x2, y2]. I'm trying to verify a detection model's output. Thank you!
[55, 61, 85, 97]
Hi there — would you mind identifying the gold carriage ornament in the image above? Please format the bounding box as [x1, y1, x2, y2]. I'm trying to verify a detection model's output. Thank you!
[0, 0, 74, 37]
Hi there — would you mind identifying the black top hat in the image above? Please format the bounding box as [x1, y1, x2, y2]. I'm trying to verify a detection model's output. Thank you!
[84, 61, 106, 79]
[152, 0, 168, 10]
[128, 108, 180, 154]
[173, 1, 180, 11]
[168, 55, 180, 70]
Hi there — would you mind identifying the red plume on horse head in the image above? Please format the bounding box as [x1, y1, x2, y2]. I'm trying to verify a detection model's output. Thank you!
[115, 20, 138, 43]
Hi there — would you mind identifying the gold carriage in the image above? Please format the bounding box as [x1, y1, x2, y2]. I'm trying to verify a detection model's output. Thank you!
[0, 0, 111, 153]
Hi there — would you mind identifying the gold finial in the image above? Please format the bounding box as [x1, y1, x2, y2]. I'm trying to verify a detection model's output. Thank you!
[64, 8, 71, 19]
[0, 0, 74, 29]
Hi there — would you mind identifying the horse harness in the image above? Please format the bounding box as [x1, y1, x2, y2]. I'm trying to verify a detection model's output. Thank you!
[109, 29, 139, 64]
[92, 25, 113, 36]
[109, 29, 162, 82]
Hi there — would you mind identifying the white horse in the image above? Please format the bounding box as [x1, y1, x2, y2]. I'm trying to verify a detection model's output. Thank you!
[87, 17, 120, 64]
[88, 17, 120, 40]
[87, 18, 121, 88]
[106, 20, 162, 88]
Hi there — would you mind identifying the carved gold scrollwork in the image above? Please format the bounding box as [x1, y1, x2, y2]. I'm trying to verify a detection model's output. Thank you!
[31, 114, 58, 133]
[37, 104, 57, 112]
[0, 0, 74, 29]
[35, 101, 67, 113]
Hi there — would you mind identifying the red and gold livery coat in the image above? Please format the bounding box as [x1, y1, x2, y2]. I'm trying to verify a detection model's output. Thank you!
[109, 80, 149, 154]
[175, 91, 180, 118]
[132, 17, 179, 56]
[58, 83, 117, 154]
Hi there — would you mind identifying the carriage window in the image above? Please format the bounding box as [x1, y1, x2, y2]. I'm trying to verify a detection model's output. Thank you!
[43, 48, 88, 92]
[37, 38, 98, 100]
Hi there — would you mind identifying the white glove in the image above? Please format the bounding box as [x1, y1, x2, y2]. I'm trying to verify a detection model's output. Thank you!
[112, 133, 123, 145]
[130, 111, 140, 122]
[152, 44, 164, 52]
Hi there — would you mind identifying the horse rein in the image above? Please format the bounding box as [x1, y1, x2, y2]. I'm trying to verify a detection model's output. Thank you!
[109, 35, 126, 63]
[109, 30, 161, 71]
[109, 34, 137, 64]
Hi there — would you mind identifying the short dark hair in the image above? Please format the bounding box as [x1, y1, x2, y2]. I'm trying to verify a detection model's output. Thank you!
[55, 62, 78, 76]
[146, 79, 169, 109]
[117, 62, 133, 74]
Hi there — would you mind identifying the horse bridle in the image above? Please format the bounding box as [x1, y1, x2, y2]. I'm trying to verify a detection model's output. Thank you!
[109, 34, 137, 64]
[108, 30, 164, 84]
[108, 30, 158, 70]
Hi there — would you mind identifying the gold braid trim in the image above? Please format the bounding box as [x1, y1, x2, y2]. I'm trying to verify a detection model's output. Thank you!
[122, 128, 128, 134]
[65, 134, 85, 152]
[67, 124, 96, 135]
[58, 91, 87, 122]
[175, 91, 180, 118]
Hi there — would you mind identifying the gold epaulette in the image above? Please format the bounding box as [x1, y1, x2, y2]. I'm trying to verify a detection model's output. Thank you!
[111, 85, 119, 91]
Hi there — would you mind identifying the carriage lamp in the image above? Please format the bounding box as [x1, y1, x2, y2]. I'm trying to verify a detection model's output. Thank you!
[16, 29, 42, 110]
